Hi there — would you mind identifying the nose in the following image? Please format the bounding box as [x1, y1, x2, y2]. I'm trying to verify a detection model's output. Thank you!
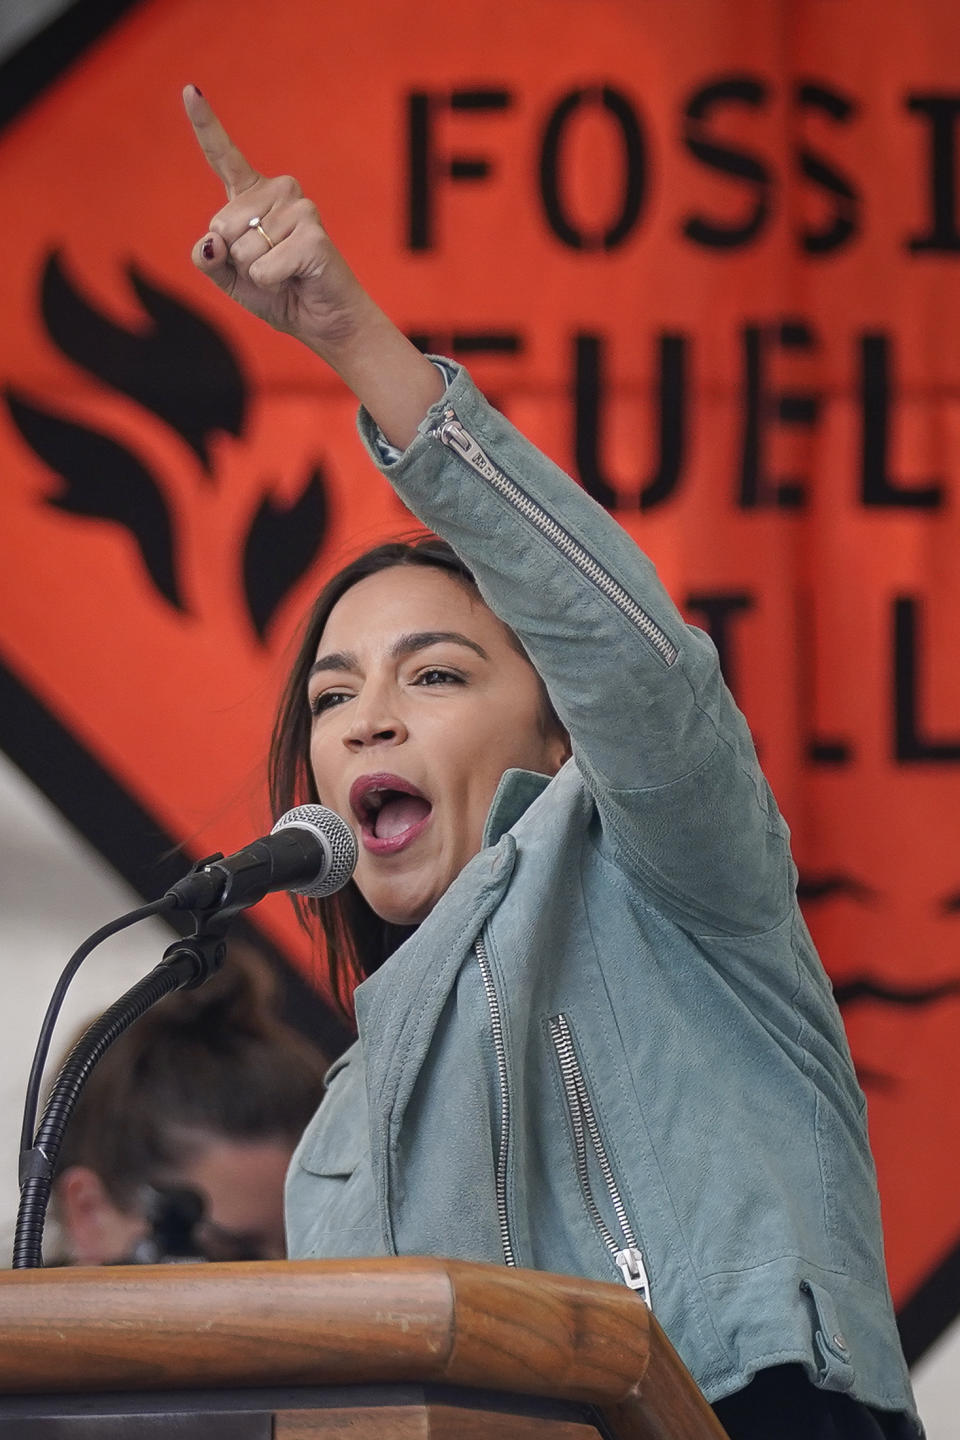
[341, 696, 408, 752]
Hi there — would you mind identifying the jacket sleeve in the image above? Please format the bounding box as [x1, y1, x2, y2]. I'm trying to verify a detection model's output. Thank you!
[356, 361, 794, 938]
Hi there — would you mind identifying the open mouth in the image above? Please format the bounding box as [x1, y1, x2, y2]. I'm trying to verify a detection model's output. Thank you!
[349, 773, 433, 853]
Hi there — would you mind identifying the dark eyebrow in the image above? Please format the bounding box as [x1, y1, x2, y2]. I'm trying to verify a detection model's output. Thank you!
[308, 631, 489, 680]
[393, 630, 489, 662]
[308, 649, 358, 679]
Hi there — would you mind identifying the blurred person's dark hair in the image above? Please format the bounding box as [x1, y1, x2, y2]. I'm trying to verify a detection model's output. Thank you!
[50, 945, 327, 1264]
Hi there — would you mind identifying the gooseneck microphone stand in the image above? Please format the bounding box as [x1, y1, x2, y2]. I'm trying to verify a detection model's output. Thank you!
[13, 912, 232, 1270]
[14, 807, 358, 1269]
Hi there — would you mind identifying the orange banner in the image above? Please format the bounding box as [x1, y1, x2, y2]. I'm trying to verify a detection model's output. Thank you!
[1, 0, 958, 1317]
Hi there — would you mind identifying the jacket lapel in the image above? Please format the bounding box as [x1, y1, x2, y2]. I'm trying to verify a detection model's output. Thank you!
[354, 833, 517, 1252]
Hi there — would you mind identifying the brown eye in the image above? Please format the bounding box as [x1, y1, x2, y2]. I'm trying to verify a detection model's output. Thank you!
[309, 689, 351, 716]
[414, 668, 463, 687]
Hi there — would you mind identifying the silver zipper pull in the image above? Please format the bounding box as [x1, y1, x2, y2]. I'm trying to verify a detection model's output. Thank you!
[435, 416, 500, 480]
[615, 1246, 651, 1304]
[436, 414, 472, 455]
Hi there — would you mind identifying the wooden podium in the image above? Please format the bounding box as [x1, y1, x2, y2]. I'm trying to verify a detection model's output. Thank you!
[0, 1257, 729, 1438]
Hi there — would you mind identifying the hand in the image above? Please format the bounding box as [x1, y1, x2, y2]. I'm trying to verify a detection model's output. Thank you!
[184, 86, 445, 447]
[184, 85, 369, 357]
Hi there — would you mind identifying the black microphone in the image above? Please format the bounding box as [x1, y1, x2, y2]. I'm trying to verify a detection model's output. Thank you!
[164, 804, 358, 913]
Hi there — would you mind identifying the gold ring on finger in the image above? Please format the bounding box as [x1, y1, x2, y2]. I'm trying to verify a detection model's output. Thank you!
[248, 215, 275, 249]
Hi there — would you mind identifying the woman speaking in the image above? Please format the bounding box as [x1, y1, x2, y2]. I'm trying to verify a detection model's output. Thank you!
[183, 85, 920, 1440]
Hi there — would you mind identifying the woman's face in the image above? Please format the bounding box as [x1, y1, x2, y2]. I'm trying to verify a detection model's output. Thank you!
[307, 565, 568, 925]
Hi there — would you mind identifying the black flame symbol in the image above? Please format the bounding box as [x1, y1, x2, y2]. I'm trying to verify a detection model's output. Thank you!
[6, 390, 186, 609]
[244, 470, 329, 642]
[41, 250, 246, 473]
[6, 250, 329, 639]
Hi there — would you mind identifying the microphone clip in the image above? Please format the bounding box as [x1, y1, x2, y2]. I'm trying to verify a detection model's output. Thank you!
[159, 924, 230, 990]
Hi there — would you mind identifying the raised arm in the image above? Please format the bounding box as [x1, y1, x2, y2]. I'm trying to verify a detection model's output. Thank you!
[184, 85, 443, 446]
[354, 373, 794, 939]
[186, 89, 793, 938]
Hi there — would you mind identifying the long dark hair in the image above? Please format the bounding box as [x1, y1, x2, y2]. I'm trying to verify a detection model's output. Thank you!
[269, 534, 561, 1027]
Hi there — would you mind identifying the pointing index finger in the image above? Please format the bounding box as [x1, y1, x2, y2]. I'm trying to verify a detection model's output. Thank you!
[183, 84, 260, 198]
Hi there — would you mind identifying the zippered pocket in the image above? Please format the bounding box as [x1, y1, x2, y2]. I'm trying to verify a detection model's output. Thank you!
[433, 411, 678, 667]
[548, 1013, 651, 1307]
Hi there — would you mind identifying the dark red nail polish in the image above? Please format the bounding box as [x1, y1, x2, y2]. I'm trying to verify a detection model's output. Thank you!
[202, 238, 215, 261]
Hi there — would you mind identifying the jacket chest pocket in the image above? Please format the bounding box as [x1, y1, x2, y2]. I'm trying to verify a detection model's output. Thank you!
[288, 1123, 380, 1253]
[548, 1013, 652, 1308]
[286, 1065, 380, 1254]
[298, 1118, 367, 1181]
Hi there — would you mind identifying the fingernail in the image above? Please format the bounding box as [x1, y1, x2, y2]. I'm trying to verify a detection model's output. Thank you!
[192, 84, 204, 97]
[202, 238, 215, 261]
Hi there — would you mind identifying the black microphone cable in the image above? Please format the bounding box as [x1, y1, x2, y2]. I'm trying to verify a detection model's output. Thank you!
[18, 897, 178, 1163]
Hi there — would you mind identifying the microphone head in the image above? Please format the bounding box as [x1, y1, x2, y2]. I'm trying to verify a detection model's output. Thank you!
[271, 804, 358, 898]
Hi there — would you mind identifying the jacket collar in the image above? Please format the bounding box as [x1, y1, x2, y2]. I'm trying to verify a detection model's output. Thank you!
[482, 767, 553, 847]
[356, 768, 550, 1043]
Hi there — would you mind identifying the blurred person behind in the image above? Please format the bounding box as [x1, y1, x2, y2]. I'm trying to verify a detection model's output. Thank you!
[49, 945, 327, 1264]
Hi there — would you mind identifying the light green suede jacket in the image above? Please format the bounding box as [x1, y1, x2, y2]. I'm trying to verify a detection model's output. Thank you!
[285, 362, 919, 1428]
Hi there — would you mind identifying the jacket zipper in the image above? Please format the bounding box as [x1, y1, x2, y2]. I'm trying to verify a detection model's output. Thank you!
[433, 412, 678, 667]
[548, 1013, 652, 1306]
[474, 934, 517, 1267]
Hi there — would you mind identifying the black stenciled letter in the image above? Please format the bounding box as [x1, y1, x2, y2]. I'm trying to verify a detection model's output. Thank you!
[574, 332, 686, 509]
[407, 330, 523, 360]
[894, 596, 960, 761]
[739, 320, 819, 508]
[860, 335, 943, 507]
[796, 81, 861, 255]
[682, 75, 773, 249]
[684, 592, 755, 697]
[406, 331, 523, 416]
[905, 94, 960, 253]
[407, 89, 512, 250]
[795, 592, 853, 765]
[539, 87, 646, 250]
